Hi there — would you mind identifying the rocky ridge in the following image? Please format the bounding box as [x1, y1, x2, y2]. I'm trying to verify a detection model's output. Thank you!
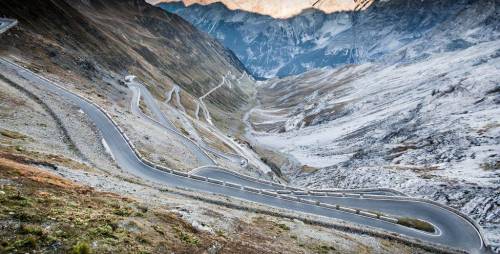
[161, 0, 499, 78]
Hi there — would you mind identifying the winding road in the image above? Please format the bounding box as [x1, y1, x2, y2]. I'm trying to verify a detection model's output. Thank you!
[128, 79, 248, 167]
[0, 18, 17, 34]
[0, 20, 490, 252]
[129, 82, 215, 166]
[0, 58, 489, 253]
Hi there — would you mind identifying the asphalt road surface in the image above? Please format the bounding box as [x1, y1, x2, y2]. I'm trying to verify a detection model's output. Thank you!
[0, 57, 488, 254]
[0, 18, 17, 34]
[129, 81, 248, 167]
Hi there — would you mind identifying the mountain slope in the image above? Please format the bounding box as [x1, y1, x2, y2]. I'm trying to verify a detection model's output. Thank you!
[246, 20, 500, 250]
[151, 0, 371, 18]
[0, 2, 449, 253]
[161, 0, 499, 78]
[0, 0, 254, 124]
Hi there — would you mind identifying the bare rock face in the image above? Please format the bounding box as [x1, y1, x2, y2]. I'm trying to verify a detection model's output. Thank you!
[160, 0, 498, 78]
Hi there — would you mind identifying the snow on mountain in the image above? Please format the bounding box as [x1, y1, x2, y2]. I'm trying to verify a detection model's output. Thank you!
[157, 0, 500, 247]
[245, 19, 500, 251]
[160, 0, 498, 78]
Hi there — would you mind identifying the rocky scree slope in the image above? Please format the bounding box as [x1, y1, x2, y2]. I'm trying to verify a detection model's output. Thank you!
[0, 0, 254, 130]
[161, 0, 499, 78]
[247, 32, 500, 251]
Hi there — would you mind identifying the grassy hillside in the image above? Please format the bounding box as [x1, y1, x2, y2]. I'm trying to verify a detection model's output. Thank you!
[0, 0, 253, 124]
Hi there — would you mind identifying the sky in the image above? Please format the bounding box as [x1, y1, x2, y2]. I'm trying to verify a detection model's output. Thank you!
[146, 0, 374, 18]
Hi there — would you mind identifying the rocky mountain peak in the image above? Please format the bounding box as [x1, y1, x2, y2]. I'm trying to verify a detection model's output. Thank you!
[149, 0, 372, 18]
[161, 0, 499, 78]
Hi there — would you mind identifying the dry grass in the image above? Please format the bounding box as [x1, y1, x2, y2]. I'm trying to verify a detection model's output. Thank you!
[301, 165, 319, 174]
[0, 157, 83, 189]
[191, 121, 236, 154]
[384, 165, 440, 172]
[480, 161, 499, 171]
[0, 122, 432, 254]
[0, 146, 92, 172]
[390, 144, 417, 154]
[0, 157, 218, 253]
[477, 123, 500, 135]
[0, 157, 368, 254]
[0, 129, 28, 140]
[397, 217, 435, 233]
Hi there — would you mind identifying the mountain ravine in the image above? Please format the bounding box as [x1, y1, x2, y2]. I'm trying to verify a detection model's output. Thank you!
[0, 0, 498, 253]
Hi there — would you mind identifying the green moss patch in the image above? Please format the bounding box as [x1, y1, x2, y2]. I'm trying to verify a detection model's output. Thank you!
[397, 217, 435, 233]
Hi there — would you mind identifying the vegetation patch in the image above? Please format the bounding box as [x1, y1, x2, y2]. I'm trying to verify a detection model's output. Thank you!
[0, 128, 28, 140]
[301, 165, 319, 174]
[173, 225, 200, 246]
[277, 223, 290, 231]
[390, 144, 417, 154]
[138, 97, 154, 118]
[480, 160, 499, 171]
[72, 241, 91, 254]
[477, 123, 500, 135]
[0, 157, 219, 253]
[20, 224, 44, 236]
[0, 144, 433, 254]
[0, 147, 92, 172]
[179, 127, 190, 136]
[384, 165, 440, 172]
[310, 244, 337, 254]
[397, 217, 435, 233]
